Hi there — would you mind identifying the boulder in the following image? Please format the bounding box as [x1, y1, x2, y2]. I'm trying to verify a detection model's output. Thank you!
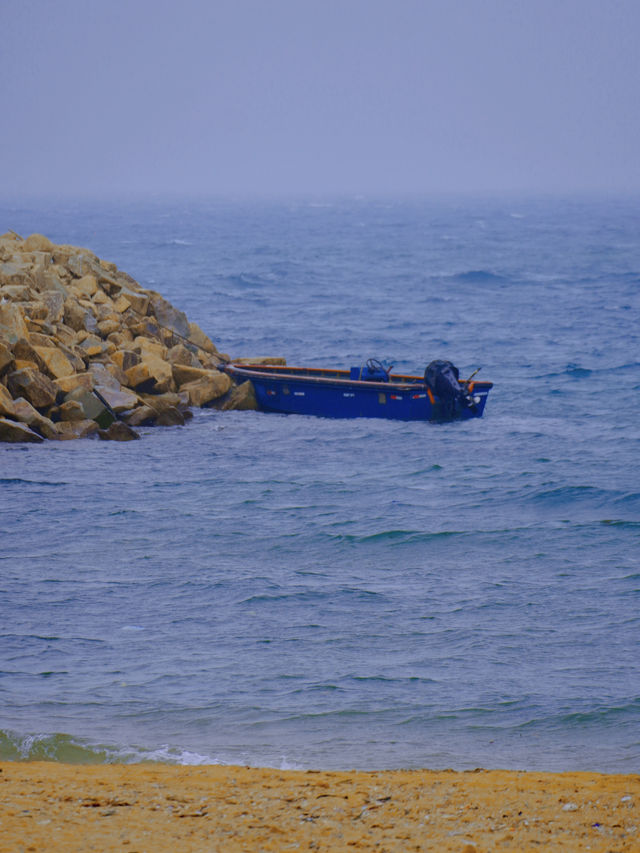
[53, 372, 94, 395]
[0, 384, 17, 418]
[117, 286, 149, 316]
[98, 422, 140, 441]
[188, 321, 218, 355]
[78, 334, 107, 358]
[63, 296, 98, 333]
[137, 391, 184, 413]
[0, 302, 29, 344]
[55, 419, 100, 440]
[111, 349, 141, 372]
[63, 387, 115, 429]
[167, 343, 201, 367]
[74, 274, 99, 297]
[11, 397, 59, 439]
[137, 353, 174, 393]
[57, 400, 86, 421]
[0, 342, 15, 376]
[180, 370, 231, 407]
[33, 345, 75, 379]
[212, 380, 259, 412]
[22, 234, 54, 253]
[148, 292, 190, 338]
[7, 367, 58, 409]
[124, 361, 156, 392]
[0, 415, 44, 443]
[97, 317, 121, 338]
[12, 338, 44, 370]
[40, 290, 65, 323]
[94, 385, 138, 413]
[122, 405, 157, 427]
[172, 363, 219, 387]
[154, 406, 186, 426]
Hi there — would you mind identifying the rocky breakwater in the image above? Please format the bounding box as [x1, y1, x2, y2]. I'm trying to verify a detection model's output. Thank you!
[0, 231, 262, 443]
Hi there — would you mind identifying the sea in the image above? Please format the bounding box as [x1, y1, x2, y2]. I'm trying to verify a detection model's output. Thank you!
[1, 194, 639, 773]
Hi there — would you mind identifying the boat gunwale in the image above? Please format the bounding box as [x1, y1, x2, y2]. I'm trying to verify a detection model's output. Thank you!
[224, 363, 494, 392]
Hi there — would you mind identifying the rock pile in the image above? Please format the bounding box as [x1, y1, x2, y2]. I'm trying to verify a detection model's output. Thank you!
[0, 231, 263, 443]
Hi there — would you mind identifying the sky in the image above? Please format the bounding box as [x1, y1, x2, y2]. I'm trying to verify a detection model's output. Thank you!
[2, 0, 639, 197]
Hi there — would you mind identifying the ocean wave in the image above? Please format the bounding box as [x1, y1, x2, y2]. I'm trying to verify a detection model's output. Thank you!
[0, 729, 218, 766]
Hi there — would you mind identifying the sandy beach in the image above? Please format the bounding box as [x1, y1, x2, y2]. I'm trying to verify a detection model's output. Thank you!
[1, 762, 638, 852]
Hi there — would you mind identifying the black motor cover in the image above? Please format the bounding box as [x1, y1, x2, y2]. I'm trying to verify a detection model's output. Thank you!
[424, 360, 473, 419]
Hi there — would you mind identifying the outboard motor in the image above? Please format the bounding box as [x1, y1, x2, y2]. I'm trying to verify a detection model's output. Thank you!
[424, 360, 476, 419]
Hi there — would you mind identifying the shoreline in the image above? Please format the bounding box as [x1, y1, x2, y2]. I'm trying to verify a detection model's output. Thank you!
[1, 761, 638, 851]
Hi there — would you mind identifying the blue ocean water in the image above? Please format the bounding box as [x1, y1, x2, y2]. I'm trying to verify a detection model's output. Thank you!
[1, 195, 639, 772]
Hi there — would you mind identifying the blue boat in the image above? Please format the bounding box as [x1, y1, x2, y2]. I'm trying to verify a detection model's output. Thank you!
[223, 359, 493, 422]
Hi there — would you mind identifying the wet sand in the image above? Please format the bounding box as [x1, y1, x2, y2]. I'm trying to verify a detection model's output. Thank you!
[0, 761, 638, 852]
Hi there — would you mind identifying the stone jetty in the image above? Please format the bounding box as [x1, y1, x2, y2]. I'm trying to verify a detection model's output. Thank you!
[0, 231, 269, 442]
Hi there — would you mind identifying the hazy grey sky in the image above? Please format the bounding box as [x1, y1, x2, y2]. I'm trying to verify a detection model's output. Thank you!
[2, 0, 639, 196]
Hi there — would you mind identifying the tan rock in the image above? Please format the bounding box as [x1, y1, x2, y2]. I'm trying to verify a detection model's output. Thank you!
[154, 407, 186, 426]
[113, 294, 132, 313]
[0, 283, 35, 301]
[172, 363, 219, 387]
[122, 405, 157, 426]
[167, 343, 201, 367]
[137, 353, 174, 393]
[0, 415, 44, 443]
[118, 286, 149, 316]
[0, 302, 29, 344]
[111, 349, 141, 372]
[94, 385, 138, 413]
[41, 290, 65, 323]
[0, 383, 17, 417]
[63, 296, 98, 333]
[88, 362, 122, 390]
[22, 234, 55, 253]
[53, 373, 94, 395]
[133, 336, 166, 359]
[0, 342, 15, 376]
[11, 397, 59, 439]
[33, 346, 75, 379]
[57, 400, 86, 421]
[180, 370, 231, 407]
[106, 330, 134, 349]
[63, 387, 115, 429]
[7, 367, 58, 409]
[212, 380, 259, 411]
[78, 335, 106, 357]
[137, 392, 184, 413]
[74, 274, 98, 297]
[233, 356, 287, 365]
[188, 321, 218, 354]
[51, 323, 77, 347]
[124, 362, 155, 391]
[55, 419, 99, 440]
[12, 338, 45, 371]
[21, 301, 50, 321]
[0, 260, 33, 288]
[98, 422, 140, 441]
[148, 291, 190, 337]
[97, 317, 121, 338]
[29, 332, 56, 348]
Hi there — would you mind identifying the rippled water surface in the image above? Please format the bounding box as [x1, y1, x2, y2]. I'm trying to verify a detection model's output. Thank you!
[1, 196, 639, 771]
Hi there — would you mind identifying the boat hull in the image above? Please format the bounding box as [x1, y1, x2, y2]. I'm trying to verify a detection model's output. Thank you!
[223, 364, 493, 422]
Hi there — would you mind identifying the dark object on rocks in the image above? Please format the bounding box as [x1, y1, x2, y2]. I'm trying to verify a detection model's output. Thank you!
[98, 422, 140, 441]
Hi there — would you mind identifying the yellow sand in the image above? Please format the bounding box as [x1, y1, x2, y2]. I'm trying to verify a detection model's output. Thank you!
[1, 761, 638, 852]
